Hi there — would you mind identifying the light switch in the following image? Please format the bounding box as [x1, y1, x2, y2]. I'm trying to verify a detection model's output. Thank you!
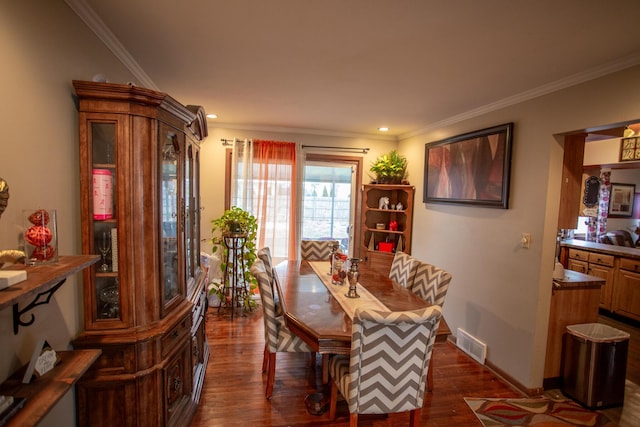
[521, 232, 531, 249]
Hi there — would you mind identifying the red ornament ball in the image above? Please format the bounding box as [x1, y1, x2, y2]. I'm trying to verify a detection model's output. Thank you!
[25, 225, 52, 246]
[28, 209, 50, 225]
[31, 245, 55, 261]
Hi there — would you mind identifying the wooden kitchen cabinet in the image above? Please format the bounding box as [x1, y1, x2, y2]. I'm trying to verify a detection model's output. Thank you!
[566, 248, 615, 310]
[71, 81, 209, 427]
[613, 257, 640, 321]
[544, 270, 603, 387]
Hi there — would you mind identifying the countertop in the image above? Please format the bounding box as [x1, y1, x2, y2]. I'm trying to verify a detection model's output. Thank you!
[560, 238, 640, 259]
[553, 269, 605, 290]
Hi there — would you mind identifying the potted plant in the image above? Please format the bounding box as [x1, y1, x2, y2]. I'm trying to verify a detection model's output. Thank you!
[210, 206, 259, 311]
[370, 150, 408, 184]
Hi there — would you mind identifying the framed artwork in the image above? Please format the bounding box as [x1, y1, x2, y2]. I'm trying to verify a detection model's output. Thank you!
[423, 123, 514, 208]
[608, 183, 636, 217]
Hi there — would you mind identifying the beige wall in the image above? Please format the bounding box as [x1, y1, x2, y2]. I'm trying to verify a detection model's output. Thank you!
[0, 1, 136, 426]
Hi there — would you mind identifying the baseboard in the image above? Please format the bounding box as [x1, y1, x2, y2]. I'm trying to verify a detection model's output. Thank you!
[445, 335, 544, 397]
[485, 359, 544, 397]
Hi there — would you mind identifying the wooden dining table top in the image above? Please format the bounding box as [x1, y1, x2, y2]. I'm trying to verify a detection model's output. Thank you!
[274, 259, 450, 355]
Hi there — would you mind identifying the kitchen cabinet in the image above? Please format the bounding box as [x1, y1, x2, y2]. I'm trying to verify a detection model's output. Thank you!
[71, 81, 209, 427]
[613, 257, 640, 321]
[562, 240, 640, 321]
[360, 184, 414, 275]
[543, 270, 603, 387]
[567, 248, 615, 310]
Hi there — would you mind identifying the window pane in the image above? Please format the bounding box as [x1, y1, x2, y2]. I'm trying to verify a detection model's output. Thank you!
[302, 164, 352, 250]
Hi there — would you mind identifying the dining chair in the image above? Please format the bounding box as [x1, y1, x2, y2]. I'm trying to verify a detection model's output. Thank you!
[250, 258, 314, 399]
[388, 251, 419, 288]
[328, 306, 442, 427]
[300, 239, 340, 261]
[257, 247, 283, 316]
[410, 260, 452, 391]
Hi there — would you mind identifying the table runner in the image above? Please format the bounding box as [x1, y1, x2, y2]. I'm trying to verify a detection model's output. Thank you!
[308, 261, 388, 319]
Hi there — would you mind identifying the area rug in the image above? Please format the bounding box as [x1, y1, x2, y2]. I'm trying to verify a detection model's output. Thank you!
[464, 397, 618, 426]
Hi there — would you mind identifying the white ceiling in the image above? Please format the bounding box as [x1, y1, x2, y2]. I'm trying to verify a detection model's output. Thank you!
[69, 0, 640, 140]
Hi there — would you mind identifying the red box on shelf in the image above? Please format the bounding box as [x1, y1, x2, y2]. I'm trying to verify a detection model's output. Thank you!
[378, 242, 394, 252]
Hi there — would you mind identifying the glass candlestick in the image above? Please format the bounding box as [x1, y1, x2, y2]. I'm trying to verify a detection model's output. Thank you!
[328, 243, 339, 275]
[345, 258, 362, 298]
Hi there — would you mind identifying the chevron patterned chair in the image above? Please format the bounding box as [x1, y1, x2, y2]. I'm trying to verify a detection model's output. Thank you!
[409, 260, 452, 391]
[388, 251, 419, 288]
[250, 258, 314, 399]
[300, 239, 340, 261]
[328, 306, 442, 426]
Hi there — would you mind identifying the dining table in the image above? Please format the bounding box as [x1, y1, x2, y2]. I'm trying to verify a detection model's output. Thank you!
[274, 259, 450, 384]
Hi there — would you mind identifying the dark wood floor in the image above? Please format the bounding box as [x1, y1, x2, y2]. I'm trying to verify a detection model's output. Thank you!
[190, 308, 639, 426]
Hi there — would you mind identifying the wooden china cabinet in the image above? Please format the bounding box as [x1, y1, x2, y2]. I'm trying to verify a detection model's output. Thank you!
[71, 81, 209, 427]
[360, 184, 415, 275]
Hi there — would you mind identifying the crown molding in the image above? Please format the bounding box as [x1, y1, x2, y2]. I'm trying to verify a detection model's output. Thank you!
[64, 0, 158, 90]
[210, 122, 398, 142]
[399, 52, 640, 141]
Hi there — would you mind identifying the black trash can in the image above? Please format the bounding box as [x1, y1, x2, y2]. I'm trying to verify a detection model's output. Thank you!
[561, 323, 629, 408]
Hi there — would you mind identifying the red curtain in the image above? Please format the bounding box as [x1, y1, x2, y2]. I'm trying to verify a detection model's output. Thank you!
[252, 140, 297, 259]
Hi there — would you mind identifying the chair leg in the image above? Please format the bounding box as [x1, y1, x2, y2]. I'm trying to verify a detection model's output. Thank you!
[329, 379, 338, 420]
[427, 358, 434, 391]
[409, 408, 422, 427]
[349, 413, 358, 427]
[262, 345, 268, 373]
[265, 352, 276, 399]
[322, 354, 330, 384]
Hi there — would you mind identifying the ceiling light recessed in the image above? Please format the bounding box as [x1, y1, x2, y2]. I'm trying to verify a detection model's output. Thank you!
[206, 113, 218, 119]
[378, 127, 389, 132]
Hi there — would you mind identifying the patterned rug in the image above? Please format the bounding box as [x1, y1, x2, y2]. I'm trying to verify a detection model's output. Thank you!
[464, 397, 618, 426]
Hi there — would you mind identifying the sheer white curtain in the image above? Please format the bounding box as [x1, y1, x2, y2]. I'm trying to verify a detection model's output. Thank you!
[229, 139, 298, 259]
[230, 139, 253, 211]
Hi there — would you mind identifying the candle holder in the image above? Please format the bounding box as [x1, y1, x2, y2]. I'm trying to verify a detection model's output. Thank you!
[328, 242, 339, 275]
[332, 253, 347, 285]
[345, 258, 362, 299]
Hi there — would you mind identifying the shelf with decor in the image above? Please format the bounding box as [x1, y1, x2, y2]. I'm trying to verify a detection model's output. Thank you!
[360, 184, 414, 275]
[0, 350, 101, 427]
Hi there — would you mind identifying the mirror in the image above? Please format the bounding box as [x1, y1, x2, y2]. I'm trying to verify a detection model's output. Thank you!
[583, 176, 600, 208]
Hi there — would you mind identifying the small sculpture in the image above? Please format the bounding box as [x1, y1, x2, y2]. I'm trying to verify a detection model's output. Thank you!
[396, 202, 403, 210]
[378, 196, 390, 209]
[0, 178, 8, 219]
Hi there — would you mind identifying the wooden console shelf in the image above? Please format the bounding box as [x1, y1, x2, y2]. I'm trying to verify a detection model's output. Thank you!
[0, 255, 100, 311]
[0, 349, 101, 427]
[0, 255, 99, 334]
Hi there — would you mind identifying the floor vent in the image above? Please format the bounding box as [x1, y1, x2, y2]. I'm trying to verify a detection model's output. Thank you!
[456, 328, 487, 364]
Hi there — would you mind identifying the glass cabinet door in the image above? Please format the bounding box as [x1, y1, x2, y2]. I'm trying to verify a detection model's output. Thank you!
[184, 142, 201, 291]
[89, 121, 121, 321]
[160, 125, 183, 310]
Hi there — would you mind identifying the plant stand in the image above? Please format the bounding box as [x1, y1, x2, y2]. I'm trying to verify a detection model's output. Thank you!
[218, 232, 250, 319]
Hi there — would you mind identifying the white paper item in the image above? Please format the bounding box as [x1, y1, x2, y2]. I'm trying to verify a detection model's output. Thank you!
[0, 270, 27, 289]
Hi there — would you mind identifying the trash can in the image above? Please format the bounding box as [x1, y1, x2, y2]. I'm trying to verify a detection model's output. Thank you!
[561, 323, 630, 408]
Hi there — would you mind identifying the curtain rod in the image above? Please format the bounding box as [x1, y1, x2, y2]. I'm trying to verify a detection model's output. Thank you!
[220, 138, 247, 146]
[221, 139, 369, 154]
[301, 145, 369, 154]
